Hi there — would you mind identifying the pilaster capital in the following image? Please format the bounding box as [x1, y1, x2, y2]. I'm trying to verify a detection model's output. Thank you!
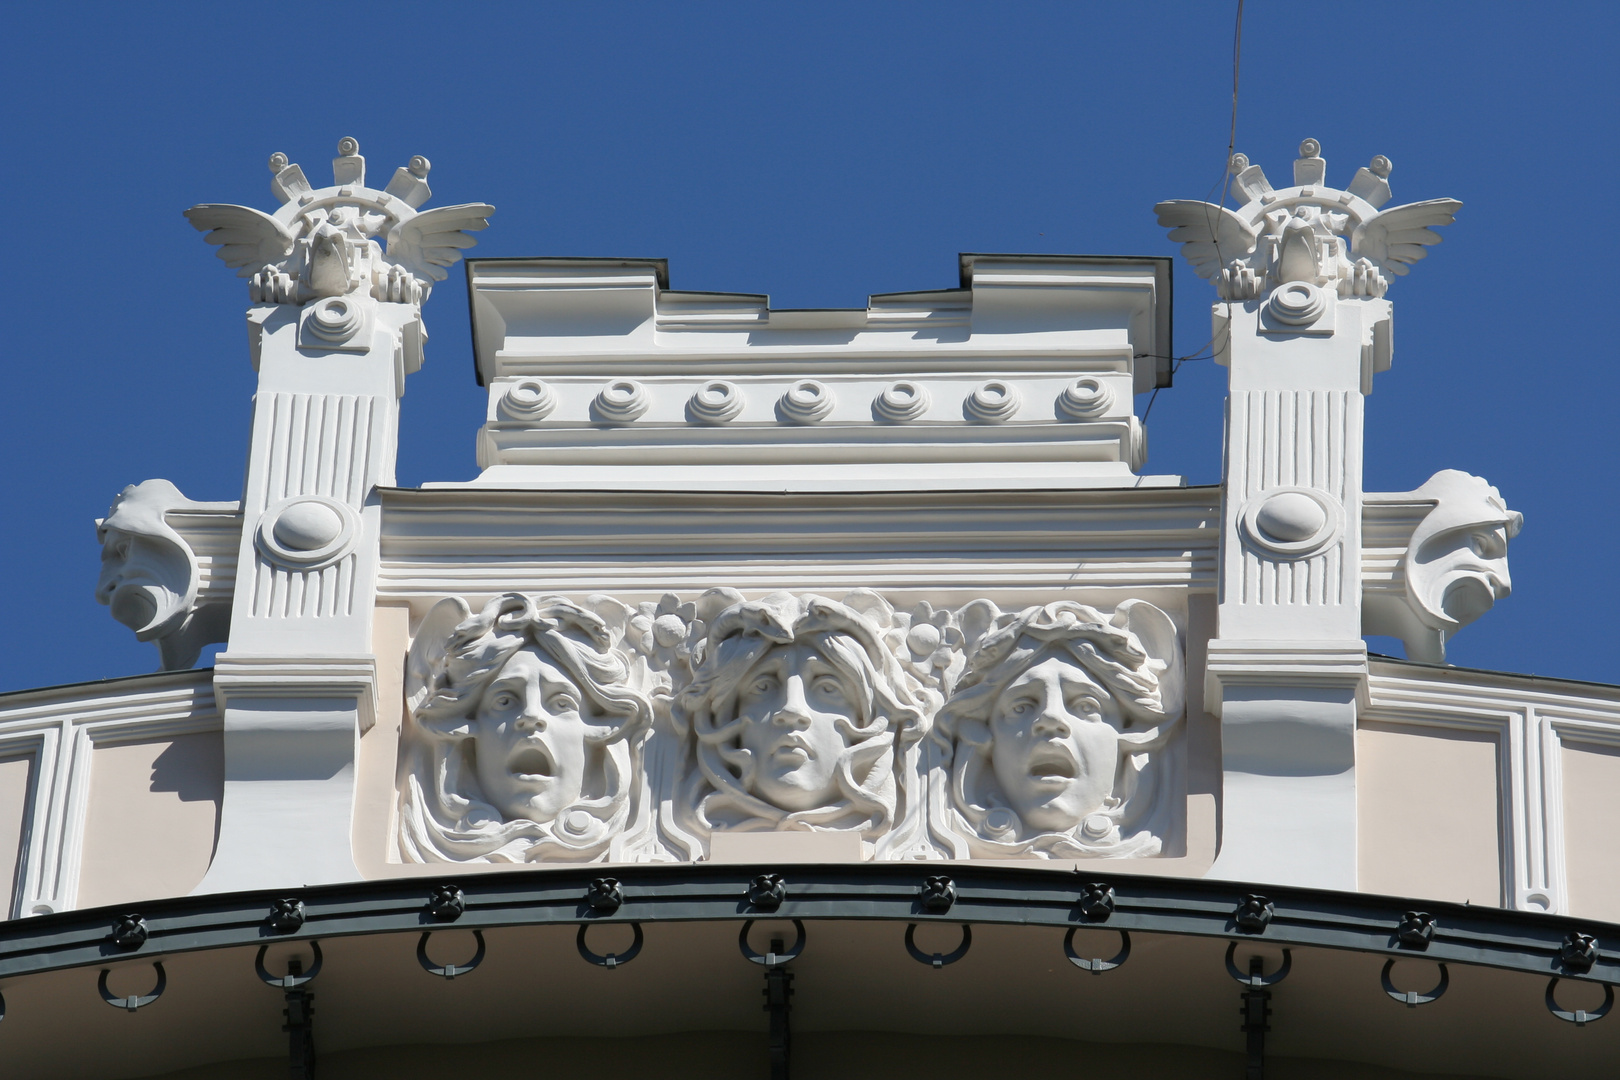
[212, 652, 380, 732]
[1203, 639, 1369, 716]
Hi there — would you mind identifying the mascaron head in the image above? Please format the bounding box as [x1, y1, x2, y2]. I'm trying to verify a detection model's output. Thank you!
[95, 480, 200, 640]
[936, 600, 1183, 857]
[400, 593, 652, 862]
[674, 592, 930, 838]
[1406, 470, 1523, 635]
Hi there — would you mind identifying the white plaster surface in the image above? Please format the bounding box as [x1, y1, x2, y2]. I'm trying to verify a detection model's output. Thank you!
[26, 139, 1581, 920]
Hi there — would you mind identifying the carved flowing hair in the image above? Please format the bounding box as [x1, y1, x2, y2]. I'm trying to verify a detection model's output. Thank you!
[930, 600, 1183, 859]
[399, 593, 653, 864]
[672, 593, 930, 847]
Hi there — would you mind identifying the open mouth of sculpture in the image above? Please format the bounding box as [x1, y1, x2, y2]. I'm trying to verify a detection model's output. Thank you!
[1440, 574, 1498, 624]
[508, 745, 555, 781]
[772, 737, 811, 765]
[1028, 747, 1078, 782]
[109, 584, 161, 634]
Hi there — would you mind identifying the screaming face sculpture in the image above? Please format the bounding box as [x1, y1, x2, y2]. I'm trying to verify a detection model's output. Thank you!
[95, 479, 236, 670]
[989, 655, 1128, 834]
[670, 592, 934, 855]
[1364, 470, 1523, 664]
[399, 593, 654, 863]
[1406, 471, 1521, 646]
[930, 600, 1184, 859]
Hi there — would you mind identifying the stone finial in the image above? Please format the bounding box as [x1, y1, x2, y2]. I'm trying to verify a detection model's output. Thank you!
[1154, 138, 1460, 301]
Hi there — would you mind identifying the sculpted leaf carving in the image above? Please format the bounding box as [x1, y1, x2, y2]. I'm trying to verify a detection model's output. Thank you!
[395, 590, 1185, 864]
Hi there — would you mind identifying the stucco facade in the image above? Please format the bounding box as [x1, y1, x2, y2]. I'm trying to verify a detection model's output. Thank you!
[0, 138, 1610, 1078]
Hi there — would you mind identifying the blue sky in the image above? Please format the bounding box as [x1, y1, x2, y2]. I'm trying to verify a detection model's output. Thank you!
[1, 2, 1615, 689]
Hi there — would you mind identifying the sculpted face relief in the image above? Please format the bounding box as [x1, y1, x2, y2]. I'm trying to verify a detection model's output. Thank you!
[669, 591, 934, 857]
[399, 590, 1183, 864]
[399, 593, 654, 864]
[735, 644, 862, 813]
[94, 478, 238, 671]
[1415, 519, 1513, 627]
[1377, 470, 1524, 663]
[96, 530, 187, 638]
[470, 646, 591, 825]
[930, 599, 1185, 859]
[989, 654, 1122, 834]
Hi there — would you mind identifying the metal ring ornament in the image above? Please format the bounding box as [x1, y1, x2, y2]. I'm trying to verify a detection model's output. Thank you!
[417, 930, 486, 980]
[254, 942, 323, 988]
[1546, 978, 1615, 1026]
[1224, 941, 1292, 986]
[98, 963, 167, 1012]
[905, 923, 972, 969]
[1063, 927, 1131, 974]
[739, 919, 806, 967]
[1381, 959, 1449, 1007]
[576, 922, 644, 969]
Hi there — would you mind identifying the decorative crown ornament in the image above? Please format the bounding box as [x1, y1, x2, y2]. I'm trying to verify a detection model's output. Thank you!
[184, 138, 493, 311]
[1155, 139, 1459, 301]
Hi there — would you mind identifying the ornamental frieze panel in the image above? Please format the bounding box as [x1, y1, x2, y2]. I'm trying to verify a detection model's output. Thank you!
[394, 589, 1186, 864]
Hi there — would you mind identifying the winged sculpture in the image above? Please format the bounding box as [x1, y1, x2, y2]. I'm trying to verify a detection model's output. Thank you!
[1154, 139, 1458, 301]
[184, 137, 493, 308]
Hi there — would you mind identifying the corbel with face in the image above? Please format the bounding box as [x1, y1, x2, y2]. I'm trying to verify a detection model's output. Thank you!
[1363, 470, 1523, 664]
[95, 480, 240, 670]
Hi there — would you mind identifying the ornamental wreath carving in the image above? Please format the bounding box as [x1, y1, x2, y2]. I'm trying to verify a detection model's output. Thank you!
[395, 590, 1185, 864]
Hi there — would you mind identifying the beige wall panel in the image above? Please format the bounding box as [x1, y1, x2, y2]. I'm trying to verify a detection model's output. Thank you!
[76, 733, 222, 909]
[0, 754, 34, 913]
[1358, 722, 1501, 905]
[354, 605, 410, 875]
[1562, 740, 1620, 923]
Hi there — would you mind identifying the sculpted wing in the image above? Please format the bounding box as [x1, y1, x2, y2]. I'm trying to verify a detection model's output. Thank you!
[1351, 198, 1461, 276]
[184, 204, 298, 277]
[406, 596, 472, 711]
[1153, 200, 1260, 279]
[388, 203, 495, 282]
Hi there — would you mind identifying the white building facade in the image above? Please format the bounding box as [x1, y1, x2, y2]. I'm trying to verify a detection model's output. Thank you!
[0, 138, 1611, 1078]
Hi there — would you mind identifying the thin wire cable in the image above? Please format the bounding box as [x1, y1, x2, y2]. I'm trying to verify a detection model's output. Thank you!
[1145, 0, 1244, 424]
